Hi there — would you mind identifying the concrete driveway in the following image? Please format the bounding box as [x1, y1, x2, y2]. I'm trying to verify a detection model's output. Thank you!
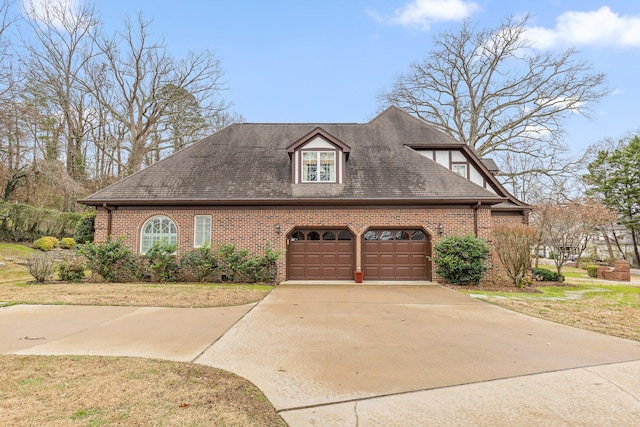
[196, 284, 640, 426]
[2, 285, 640, 425]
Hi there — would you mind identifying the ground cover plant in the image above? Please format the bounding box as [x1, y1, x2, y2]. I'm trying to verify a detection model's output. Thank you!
[0, 355, 286, 426]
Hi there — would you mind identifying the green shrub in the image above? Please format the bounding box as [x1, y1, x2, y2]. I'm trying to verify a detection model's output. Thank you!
[586, 265, 598, 278]
[433, 234, 490, 286]
[58, 262, 86, 282]
[216, 244, 250, 282]
[146, 241, 179, 282]
[180, 245, 217, 282]
[531, 267, 564, 282]
[60, 237, 77, 250]
[213, 243, 281, 283]
[27, 253, 57, 282]
[244, 244, 280, 283]
[79, 238, 133, 282]
[33, 236, 59, 251]
[74, 211, 95, 244]
[124, 255, 151, 282]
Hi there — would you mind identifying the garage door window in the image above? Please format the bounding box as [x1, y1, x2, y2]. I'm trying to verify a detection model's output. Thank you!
[323, 231, 336, 240]
[364, 229, 425, 241]
[338, 230, 352, 240]
[411, 230, 426, 240]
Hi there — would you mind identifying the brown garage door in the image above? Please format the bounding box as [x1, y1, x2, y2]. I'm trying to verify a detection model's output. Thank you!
[287, 229, 355, 280]
[362, 229, 431, 280]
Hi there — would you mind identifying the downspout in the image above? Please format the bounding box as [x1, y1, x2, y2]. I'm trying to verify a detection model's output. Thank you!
[103, 203, 114, 238]
[473, 202, 481, 237]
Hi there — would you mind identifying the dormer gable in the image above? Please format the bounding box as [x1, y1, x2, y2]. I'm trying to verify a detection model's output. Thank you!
[287, 128, 350, 184]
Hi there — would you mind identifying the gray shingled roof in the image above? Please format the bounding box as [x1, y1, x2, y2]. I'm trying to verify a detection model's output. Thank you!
[80, 107, 505, 205]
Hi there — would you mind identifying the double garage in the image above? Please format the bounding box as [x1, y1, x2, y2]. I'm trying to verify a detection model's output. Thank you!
[287, 228, 431, 281]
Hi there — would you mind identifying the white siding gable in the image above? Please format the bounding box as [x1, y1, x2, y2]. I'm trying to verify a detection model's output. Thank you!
[416, 148, 496, 193]
[301, 136, 335, 149]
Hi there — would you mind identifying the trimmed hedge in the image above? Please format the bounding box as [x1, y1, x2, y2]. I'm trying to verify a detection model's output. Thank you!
[0, 201, 82, 241]
[60, 237, 77, 249]
[531, 267, 564, 282]
[33, 236, 60, 251]
[585, 265, 598, 278]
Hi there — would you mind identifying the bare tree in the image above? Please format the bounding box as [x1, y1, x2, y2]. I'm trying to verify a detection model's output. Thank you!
[88, 13, 228, 174]
[535, 199, 616, 277]
[0, 0, 17, 98]
[20, 0, 99, 179]
[379, 15, 609, 200]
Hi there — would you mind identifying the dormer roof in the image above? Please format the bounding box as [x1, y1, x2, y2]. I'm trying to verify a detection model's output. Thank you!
[286, 127, 351, 160]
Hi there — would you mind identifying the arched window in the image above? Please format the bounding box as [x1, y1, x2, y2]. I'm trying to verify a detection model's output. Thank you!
[141, 216, 177, 254]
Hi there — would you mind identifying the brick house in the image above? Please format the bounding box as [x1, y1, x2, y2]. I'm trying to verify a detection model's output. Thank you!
[79, 107, 528, 282]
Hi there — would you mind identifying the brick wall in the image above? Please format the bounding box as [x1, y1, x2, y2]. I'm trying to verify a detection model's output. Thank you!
[95, 205, 500, 282]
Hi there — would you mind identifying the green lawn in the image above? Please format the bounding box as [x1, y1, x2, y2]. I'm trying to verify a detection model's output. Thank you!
[0, 243, 34, 258]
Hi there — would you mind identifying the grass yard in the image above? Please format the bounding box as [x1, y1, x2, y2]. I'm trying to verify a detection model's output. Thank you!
[0, 355, 286, 426]
[0, 243, 34, 284]
[0, 243, 284, 426]
[0, 282, 272, 308]
[460, 263, 640, 342]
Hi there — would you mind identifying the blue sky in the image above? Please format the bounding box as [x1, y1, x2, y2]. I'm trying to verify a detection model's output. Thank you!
[26, 0, 640, 155]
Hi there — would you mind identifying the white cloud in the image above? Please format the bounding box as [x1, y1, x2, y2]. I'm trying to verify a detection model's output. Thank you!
[521, 124, 552, 140]
[368, 0, 479, 31]
[526, 6, 640, 49]
[22, 0, 81, 27]
[535, 96, 583, 112]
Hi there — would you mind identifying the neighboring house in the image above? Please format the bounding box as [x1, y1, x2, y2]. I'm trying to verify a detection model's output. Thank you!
[79, 107, 528, 282]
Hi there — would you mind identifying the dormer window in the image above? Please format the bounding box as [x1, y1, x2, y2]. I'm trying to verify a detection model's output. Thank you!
[302, 151, 336, 182]
[452, 163, 467, 178]
[287, 127, 351, 185]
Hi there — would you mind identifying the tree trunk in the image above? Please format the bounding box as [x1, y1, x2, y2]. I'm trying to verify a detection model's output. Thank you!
[603, 232, 615, 261]
[631, 228, 640, 267]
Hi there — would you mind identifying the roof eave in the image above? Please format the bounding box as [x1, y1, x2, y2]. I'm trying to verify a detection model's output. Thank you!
[79, 197, 507, 208]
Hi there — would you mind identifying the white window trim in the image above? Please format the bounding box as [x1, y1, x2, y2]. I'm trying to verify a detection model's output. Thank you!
[301, 150, 337, 183]
[194, 215, 212, 248]
[140, 215, 178, 254]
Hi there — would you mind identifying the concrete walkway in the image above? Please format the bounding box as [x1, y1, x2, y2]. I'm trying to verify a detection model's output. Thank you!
[0, 303, 255, 361]
[2, 286, 640, 426]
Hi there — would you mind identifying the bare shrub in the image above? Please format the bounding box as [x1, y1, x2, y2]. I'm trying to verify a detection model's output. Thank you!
[27, 253, 57, 282]
[493, 223, 537, 287]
